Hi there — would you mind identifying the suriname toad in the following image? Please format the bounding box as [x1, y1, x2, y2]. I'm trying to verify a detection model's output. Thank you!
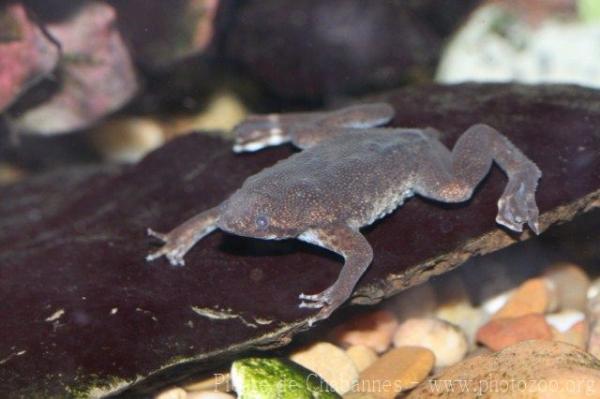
[146, 103, 542, 323]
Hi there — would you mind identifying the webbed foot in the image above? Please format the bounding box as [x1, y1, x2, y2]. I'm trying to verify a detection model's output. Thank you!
[145, 228, 187, 266]
[299, 285, 348, 325]
[496, 178, 540, 234]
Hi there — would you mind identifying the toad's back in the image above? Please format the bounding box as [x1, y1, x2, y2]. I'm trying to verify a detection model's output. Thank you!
[240, 129, 431, 226]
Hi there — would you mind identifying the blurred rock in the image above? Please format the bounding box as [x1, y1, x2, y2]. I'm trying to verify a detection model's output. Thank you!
[13, 1, 138, 135]
[0, 3, 59, 112]
[542, 262, 590, 311]
[90, 117, 165, 163]
[332, 310, 398, 354]
[225, 0, 479, 100]
[437, 3, 600, 89]
[492, 278, 553, 319]
[110, 0, 221, 70]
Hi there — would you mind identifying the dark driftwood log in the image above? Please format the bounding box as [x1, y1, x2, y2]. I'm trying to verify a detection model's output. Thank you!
[0, 84, 599, 398]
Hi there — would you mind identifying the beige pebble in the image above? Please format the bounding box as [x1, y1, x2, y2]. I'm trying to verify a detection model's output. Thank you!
[183, 372, 230, 392]
[332, 310, 399, 353]
[355, 346, 434, 399]
[90, 117, 165, 163]
[477, 314, 553, 351]
[435, 300, 485, 347]
[186, 392, 235, 399]
[290, 342, 359, 394]
[543, 262, 590, 311]
[156, 387, 187, 399]
[407, 340, 600, 398]
[492, 278, 552, 319]
[392, 318, 468, 368]
[346, 345, 378, 372]
[161, 91, 247, 140]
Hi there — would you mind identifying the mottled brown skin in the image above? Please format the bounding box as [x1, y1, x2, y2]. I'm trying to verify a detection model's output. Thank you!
[147, 103, 541, 324]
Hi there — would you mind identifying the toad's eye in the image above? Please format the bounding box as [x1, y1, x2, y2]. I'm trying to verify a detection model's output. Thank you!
[256, 215, 269, 230]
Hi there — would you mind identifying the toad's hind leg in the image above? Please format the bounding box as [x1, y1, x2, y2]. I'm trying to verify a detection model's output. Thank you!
[415, 124, 542, 233]
[297, 224, 373, 324]
[146, 206, 220, 266]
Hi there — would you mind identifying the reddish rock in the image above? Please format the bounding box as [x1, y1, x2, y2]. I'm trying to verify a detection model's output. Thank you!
[477, 314, 553, 351]
[14, 1, 138, 135]
[492, 278, 552, 319]
[0, 3, 59, 112]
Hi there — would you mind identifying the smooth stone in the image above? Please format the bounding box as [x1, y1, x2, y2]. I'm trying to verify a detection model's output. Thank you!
[435, 300, 485, 348]
[346, 345, 378, 372]
[407, 340, 600, 398]
[543, 262, 590, 311]
[476, 314, 553, 351]
[492, 278, 552, 319]
[332, 310, 399, 354]
[355, 347, 434, 399]
[290, 342, 359, 395]
[186, 392, 235, 399]
[392, 318, 468, 368]
[156, 387, 187, 399]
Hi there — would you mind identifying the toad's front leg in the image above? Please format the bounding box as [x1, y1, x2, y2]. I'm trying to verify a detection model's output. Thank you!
[297, 224, 373, 324]
[233, 103, 395, 152]
[146, 206, 220, 266]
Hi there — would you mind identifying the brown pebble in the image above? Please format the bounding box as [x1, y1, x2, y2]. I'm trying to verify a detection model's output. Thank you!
[492, 278, 551, 319]
[355, 346, 434, 399]
[476, 314, 553, 351]
[407, 340, 600, 398]
[332, 310, 399, 353]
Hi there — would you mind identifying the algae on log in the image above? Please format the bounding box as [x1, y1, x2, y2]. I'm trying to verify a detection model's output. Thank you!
[0, 84, 599, 398]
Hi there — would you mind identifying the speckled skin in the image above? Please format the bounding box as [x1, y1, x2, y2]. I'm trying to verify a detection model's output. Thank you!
[147, 103, 541, 324]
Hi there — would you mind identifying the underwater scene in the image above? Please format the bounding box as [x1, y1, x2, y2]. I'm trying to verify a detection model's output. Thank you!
[1, 1, 599, 398]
